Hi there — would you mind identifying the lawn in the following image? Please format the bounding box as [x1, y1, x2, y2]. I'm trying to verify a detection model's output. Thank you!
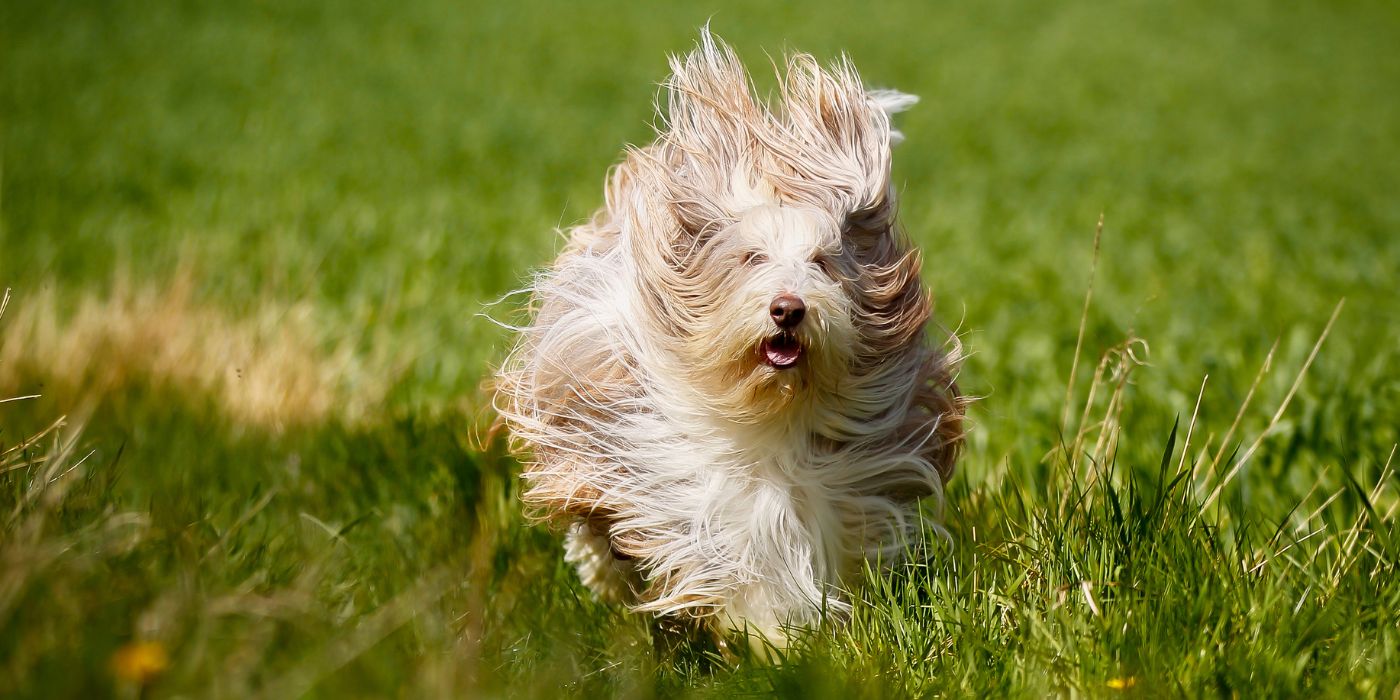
[2, 0, 1398, 696]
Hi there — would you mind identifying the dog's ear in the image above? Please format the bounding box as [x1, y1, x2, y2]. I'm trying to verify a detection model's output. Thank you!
[770, 54, 903, 236]
[651, 33, 910, 241]
[650, 30, 760, 239]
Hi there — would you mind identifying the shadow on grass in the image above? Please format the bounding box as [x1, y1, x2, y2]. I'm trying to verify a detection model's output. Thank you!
[0, 381, 649, 697]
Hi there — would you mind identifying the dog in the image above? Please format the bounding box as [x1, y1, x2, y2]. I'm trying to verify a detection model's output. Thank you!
[494, 31, 965, 648]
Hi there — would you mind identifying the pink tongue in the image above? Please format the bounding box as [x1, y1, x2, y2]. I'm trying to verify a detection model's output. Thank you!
[765, 340, 802, 367]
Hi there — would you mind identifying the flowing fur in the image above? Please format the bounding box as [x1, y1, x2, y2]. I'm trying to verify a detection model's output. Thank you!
[494, 32, 965, 645]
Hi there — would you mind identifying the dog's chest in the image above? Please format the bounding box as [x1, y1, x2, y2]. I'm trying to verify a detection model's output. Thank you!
[714, 446, 855, 584]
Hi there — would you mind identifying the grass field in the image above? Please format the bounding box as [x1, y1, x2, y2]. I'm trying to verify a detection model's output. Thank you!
[2, 0, 1398, 696]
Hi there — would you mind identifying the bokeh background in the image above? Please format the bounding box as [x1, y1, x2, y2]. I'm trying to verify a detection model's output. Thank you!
[2, 0, 1397, 696]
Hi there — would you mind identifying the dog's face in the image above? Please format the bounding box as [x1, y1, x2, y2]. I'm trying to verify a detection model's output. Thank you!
[625, 40, 930, 421]
[679, 200, 858, 410]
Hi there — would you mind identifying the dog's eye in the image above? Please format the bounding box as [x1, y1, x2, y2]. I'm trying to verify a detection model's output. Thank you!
[811, 253, 837, 277]
[742, 251, 768, 266]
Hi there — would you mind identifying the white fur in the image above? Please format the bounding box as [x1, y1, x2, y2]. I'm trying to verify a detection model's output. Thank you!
[495, 31, 964, 647]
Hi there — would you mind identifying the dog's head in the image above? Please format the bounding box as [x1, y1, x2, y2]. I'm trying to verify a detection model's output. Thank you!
[622, 33, 931, 421]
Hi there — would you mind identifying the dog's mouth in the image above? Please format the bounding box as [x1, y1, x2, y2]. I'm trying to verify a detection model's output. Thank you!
[761, 332, 804, 369]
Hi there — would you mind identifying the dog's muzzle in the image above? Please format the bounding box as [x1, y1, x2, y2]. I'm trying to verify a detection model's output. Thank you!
[762, 294, 807, 369]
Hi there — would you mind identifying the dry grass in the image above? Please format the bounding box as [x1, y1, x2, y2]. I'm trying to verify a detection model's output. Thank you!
[0, 274, 386, 431]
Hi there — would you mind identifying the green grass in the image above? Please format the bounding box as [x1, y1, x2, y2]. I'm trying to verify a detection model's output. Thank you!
[2, 0, 1398, 696]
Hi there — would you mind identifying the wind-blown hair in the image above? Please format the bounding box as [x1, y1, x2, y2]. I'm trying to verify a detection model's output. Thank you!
[495, 31, 965, 645]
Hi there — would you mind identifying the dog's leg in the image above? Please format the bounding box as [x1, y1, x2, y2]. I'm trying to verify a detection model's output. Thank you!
[563, 520, 638, 604]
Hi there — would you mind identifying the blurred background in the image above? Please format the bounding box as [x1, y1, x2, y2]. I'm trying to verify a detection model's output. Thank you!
[1, 0, 1397, 696]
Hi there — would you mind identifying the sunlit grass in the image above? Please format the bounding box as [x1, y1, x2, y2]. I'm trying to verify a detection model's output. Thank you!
[2, 0, 1398, 696]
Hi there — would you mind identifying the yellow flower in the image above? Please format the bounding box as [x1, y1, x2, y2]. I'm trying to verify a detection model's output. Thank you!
[110, 640, 169, 685]
[1106, 676, 1137, 689]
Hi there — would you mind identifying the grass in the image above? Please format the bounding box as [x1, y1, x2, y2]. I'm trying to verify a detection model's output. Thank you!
[2, 0, 1398, 696]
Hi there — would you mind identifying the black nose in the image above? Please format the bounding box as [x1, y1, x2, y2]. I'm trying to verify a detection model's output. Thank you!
[769, 294, 806, 329]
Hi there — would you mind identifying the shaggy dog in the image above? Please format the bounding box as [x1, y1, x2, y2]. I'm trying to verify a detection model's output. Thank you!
[495, 32, 965, 647]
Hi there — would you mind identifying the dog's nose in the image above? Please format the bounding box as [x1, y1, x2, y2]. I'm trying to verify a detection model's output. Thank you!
[769, 294, 806, 329]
